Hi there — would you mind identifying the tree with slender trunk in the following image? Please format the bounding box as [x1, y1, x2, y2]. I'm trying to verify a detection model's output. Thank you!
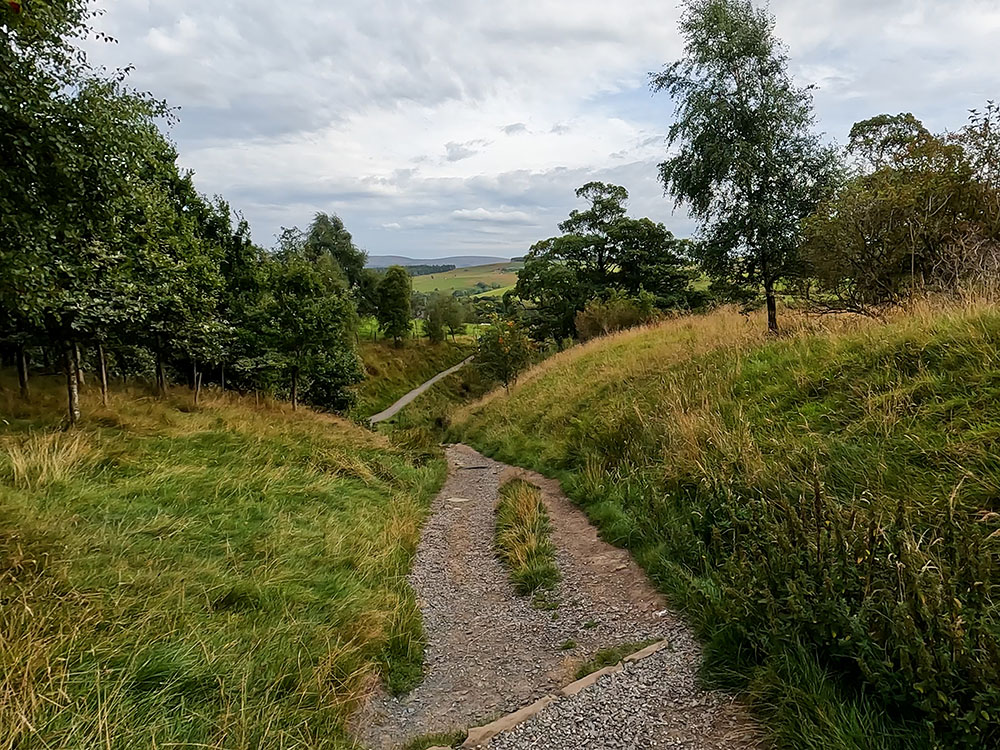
[64, 344, 80, 426]
[97, 342, 109, 406]
[16, 344, 29, 400]
[652, 0, 839, 332]
[376, 266, 412, 347]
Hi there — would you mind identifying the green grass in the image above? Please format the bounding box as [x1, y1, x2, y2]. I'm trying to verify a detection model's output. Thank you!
[473, 284, 516, 299]
[573, 639, 660, 679]
[0, 374, 445, 749]
[351, 338, 473, 419]
[453, 301, 1000, 749]
[410, 263, 522, 295]
[357, 317, 478, 342]
[400, 729, 467, 750]
[494, 479, 560, 596]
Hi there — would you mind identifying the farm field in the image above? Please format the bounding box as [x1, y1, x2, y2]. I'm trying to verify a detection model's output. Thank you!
[410, 262, 522, 296]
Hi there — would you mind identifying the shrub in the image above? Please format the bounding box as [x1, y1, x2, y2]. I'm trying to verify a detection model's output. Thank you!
[475, 317, 534, 391]
[574, 290, 656, 341]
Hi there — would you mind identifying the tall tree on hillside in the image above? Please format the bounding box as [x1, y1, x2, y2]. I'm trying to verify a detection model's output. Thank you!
[305, 212, 367, 288]
[652, 0, 839, 332]
[263, 250, 359, 410]
[516, 182, 693, 340]
[376, 266, 412, 347]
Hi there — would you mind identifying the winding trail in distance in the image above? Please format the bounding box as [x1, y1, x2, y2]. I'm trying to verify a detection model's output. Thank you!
[368, 356, 474, 425]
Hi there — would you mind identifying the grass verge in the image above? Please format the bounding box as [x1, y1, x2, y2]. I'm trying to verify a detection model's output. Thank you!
[494, 479, 560, 596]
[401, 729, 467, 750]
[453, 300, 1000, 749]
[0, 373, 444, 749]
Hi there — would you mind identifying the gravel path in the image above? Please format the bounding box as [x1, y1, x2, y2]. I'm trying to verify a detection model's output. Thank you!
[357, 444, 762, 749]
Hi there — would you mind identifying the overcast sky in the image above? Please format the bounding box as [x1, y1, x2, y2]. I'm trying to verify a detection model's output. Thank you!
[83, 1, 1000, 260]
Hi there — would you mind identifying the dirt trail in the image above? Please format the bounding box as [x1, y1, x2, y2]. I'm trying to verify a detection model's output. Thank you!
[357, 444, 762, 749]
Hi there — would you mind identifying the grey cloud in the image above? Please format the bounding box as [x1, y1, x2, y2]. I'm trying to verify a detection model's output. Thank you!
[445, 142, 479, 162]
[83, 0, 1000, 257]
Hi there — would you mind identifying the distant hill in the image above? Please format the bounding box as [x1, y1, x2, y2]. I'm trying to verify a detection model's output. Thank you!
[366, 255, 509, 269]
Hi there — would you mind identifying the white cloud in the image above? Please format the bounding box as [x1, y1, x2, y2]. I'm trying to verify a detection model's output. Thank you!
[82, 0, 1000, 257]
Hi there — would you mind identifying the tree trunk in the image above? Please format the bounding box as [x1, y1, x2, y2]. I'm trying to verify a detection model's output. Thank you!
[73, 342, 85, 389]
[220, 362, 226, 393]
[194, 371, 202, 406]
[290, 367, 299, 411]
[190, 359, 198, 392]
[64, 344, 80, 426]
[42, 346, 51, 372]
[97, 342, 108, 407]
[155, 349, 166, 397]
[765, 284, 779, 333]
[16, 344, 29, 401]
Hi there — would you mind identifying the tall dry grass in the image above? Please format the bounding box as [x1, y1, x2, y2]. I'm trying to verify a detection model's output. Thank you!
[494, 479, 560, 596]
[0, 432, 96, 490]
[0, 372, 444, 749]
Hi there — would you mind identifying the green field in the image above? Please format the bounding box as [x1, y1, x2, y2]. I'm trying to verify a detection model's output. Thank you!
[411, 262, 522, 296]
[453, 301, 1000, 749]
[0, 376, 444, 749]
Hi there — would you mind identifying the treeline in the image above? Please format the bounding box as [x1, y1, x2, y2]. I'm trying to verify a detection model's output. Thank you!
[506, 0, 999, 345]
[403, 264, 456, 276]
[0, 3, 416, 423]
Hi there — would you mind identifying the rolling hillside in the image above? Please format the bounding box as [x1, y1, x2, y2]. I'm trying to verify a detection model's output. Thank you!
[452, 302, 1000, 749]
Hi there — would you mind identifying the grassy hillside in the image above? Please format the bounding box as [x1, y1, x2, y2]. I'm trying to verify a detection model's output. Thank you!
[452, 302, 1000, 749]
[351, 340, 473, 419]
[410, 262, 522, 296]
[0, 376, 444, 749]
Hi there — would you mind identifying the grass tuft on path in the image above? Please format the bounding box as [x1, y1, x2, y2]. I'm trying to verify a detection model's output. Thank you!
[494, 479, 560, 596]
[573, 640, 661, 679]
[0, 373, 444, 749]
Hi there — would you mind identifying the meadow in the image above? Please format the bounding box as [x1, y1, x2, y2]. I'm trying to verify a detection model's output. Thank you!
[0, 375, 444, 749]
[452, 300, 1000, 749]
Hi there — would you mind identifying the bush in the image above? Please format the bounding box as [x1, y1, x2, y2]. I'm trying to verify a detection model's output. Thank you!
[475, 317, 533, 391]
[575, 290, 656, 341]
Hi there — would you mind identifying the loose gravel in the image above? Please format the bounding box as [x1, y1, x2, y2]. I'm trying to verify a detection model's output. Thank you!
[357, 444, 762, 750]
[488, 638, 762, 749]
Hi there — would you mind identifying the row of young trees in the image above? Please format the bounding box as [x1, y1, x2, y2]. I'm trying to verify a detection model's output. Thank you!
[509, 0, 999, 342]
[0, 2, 418, 423]
[657, 0, 999, 330]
